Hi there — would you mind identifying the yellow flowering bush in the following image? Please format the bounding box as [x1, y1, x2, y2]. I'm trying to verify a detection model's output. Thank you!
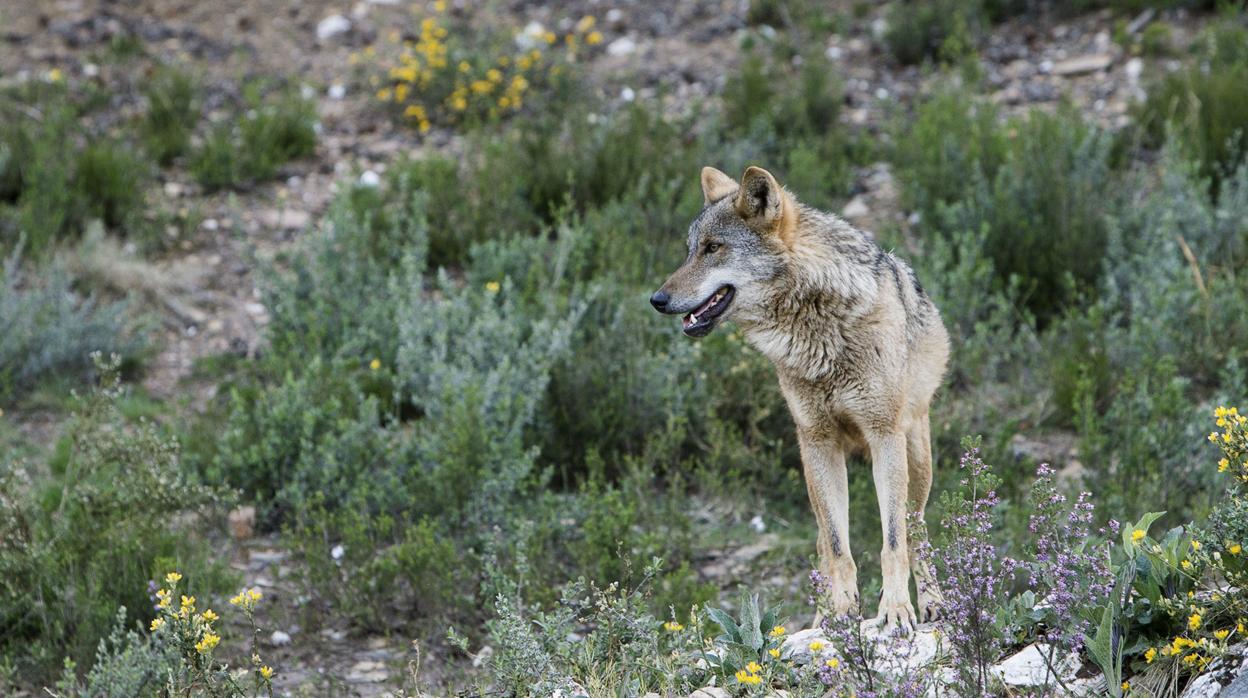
[147, 573, 276, 696]
[354, 3, 605, 132]
[1134, 406, 1248, 678]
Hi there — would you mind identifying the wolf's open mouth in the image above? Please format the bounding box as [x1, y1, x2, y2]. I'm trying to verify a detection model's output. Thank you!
[682, 286, 734, 337]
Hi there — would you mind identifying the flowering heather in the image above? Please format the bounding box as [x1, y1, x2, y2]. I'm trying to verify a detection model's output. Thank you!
[1022, 463, 1115, 656]
[922, 443, 1014, 696]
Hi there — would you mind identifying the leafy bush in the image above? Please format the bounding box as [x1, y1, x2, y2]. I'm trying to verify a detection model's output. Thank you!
[0, 251, 134, 400]
[0, 87, 151, 256]
[884, 0, 983, 65]
[191, 89, 316, 191]
[0, 357, 230, 684]
[1137, 19, 1248, 194]
[896, 96, 1115, 318]
[141, 66, 198, 165]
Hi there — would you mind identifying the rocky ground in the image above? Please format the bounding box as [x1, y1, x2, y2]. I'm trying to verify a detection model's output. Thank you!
[0, 0, 1217, 693]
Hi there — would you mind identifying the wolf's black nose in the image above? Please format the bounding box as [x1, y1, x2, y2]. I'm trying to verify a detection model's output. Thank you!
[650, 290, 670, 312]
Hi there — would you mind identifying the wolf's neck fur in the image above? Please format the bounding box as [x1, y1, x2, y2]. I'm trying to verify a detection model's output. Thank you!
[739, 205, 881, 380]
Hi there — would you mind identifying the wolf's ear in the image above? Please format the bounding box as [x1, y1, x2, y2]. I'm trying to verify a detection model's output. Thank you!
[735, 166, 794, 244]
[700, 166, 738, 205]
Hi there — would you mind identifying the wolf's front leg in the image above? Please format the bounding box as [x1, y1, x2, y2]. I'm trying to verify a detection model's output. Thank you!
[868, 429, 917, 632]
[798, 434, 858, 620]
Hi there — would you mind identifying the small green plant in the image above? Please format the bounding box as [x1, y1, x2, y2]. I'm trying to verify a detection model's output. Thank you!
[0, 251, 134, 400]
[141, 66, 199, 165]
[0, 355, 230, 684]
[884, 0, 984, 65]
[1137, 19, 1248, 194]
[191, 90, 316, 191]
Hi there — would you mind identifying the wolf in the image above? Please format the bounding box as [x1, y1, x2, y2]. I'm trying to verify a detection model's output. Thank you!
[650, 165, 949, 630]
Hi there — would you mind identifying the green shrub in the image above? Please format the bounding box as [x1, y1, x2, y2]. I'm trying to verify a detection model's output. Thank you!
[897, 97, 1115, 318]
[0, 251, 134, 400]
[1137, 20, 1248, 194]
[75, 140, 149, 230]
[191, 90, 316, 191]
[884, 0, 983, 65]
[0, 88, 151, 256]
[141, 66, 198, 165]
[0, 357, 230, 684]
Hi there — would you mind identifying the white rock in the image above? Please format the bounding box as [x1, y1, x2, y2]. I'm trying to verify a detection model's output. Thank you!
[605, 8, 624, 25]
[1052, 53, 1113, 76]
[345, 659, 387, 683]
[331, 544, 345, 560]
[842, 196, 870, 220]
[870, 18, 888, 40]
[992, 643, 1079, 687]
[351, 2, 368, 19]
[472, 644, 493, 668]
[875, 87, 890, 100]
[826, 45, 842, 60]
[358, 170, 381, 188]
[316, 14, 352, 41]
[366, 0, 399, 5]
[83, 63, 99, 77]
[551, 683, 589, 698]
[606, 37, 636, 57]
[1125, 57, 1143, 84]
[258, 208, 311, 230]
[269, 630, 292, 647]
[749, 514, 766, 533]
[1039, 59, 1055, 74]
[689, 689, 730, 698]
[516, 21, 546, 50]
[620, 86, 635, 102]
[328, 83, 346, 100]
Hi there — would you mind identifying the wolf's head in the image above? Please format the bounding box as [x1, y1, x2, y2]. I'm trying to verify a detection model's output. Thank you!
[650, 165, 795, 337]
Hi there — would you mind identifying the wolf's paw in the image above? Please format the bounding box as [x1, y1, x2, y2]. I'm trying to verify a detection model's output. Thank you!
[870, 598, 917, 634]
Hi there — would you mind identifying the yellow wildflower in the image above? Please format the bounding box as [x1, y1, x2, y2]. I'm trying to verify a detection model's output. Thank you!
[1184, 652, 1200, 665]
[662, 620, 683, 632]
[517, 55, 532, 70]
[165, 571, 183, 584]
[1132, 529, 1146, 543]
[768, 625, 786, 638]
[826, 657, 840, 669]
[150, 617, 165, 632]
[418, 119, 431, 134]
[201, 609, 218, 623]
[376, 88, 392, 101]
[498, 96, 511, 108]
[768, 648, 781, 658]
[449, 94, 467, 111]
[458, 60, 471, 72]
[485, 281, 501, 293]
[530, 49, 542, 62]
[434, 0, 446, 12]
[180, 595, 196, 610]
[390, 66, 417, 83]
[1232, 544, 1243, 555]
[1122, 681, 1130, 692]
[543, 31, 557, 44]
[1216, 629, 1230, 640]
[809, 640, 825, 652]
[576, 15, 596, 33]
[486, 68, 502, 82]
[1238, 620, 1246, 634]
[734, 669, 761, 685]
[370, 358, 382, 370]
[746, 661, 762, 673]
[260, 665, 275, 680]
[403, 105, 426, 119]
[1190, 612, 1202, 631]
[1192, 540, 1202, 551]
[1217, 406, 1228, 418]
[195, 632, 221, 654]
[1145, 647, 1156, 663]
[470, 80, 493, 94]
[586, 31, 603, 45]
[1182, 559, 1193, 570]
[1211, 432, 1221, 443]
[47, 68, 64, 82]
[394, 83, 409, 103]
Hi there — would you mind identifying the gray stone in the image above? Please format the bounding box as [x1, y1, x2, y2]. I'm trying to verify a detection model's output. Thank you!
[315, 14, 351, 41]
[1052, 54, 1113, 76]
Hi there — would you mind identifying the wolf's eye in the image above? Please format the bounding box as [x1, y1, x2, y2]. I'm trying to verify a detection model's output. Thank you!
[704, 242, 722, 254]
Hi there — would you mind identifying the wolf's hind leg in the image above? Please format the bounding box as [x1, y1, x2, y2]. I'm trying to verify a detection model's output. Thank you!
[906, 413, 943, 623]
[798, 434, 858, 621]
[867, 429, 917, 632]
